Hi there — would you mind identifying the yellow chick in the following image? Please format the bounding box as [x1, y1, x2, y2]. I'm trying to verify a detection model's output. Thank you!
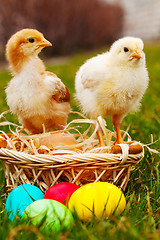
[75, 37, 149, 145]
[5, 29, 71, 134]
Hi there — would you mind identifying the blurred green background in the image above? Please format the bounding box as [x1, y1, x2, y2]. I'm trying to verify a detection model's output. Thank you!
[0, 0, 159, 239]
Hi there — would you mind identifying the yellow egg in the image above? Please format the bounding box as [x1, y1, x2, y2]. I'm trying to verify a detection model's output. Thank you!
[68, 182, 126, 221]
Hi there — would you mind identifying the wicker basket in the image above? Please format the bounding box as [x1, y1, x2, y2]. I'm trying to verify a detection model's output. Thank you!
[0, 114, 144, 193]
[0, 146, 144, 193]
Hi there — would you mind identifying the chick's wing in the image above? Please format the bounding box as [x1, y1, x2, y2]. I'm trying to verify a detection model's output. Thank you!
[78, 53, 110, 90]
[81, 71, 106, 90]
[43, 71, 70, 103]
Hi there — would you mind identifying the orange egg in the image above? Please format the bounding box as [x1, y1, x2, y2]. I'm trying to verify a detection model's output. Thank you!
[0, 134, 13, 148]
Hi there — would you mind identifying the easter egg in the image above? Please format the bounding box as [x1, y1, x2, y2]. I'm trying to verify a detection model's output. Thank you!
[44, 182, 80, 206]
[68, 182, 126, 221]
[22, 199, 74, 233]
[5, 184, 44, 221]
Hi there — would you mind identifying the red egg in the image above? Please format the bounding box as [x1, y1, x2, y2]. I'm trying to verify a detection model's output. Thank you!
[44, 182, 80, 206]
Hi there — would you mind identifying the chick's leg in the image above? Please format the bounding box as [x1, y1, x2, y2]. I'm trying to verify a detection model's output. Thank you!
[112, 115, 143, 153]
[96, 126, 106, 147]
[112, 115, 124, 145]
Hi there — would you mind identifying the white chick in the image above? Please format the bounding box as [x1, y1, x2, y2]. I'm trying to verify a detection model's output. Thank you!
[75, 37, 149, 145]
[5, 29, 71, 134]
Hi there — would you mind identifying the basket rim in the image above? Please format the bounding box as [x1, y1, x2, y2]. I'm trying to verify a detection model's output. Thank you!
[0, 146, 144, 166]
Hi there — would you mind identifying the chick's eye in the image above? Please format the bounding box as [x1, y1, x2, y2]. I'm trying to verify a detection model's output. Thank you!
[28, 38, 35, 43]
[124, 47, 129, 52]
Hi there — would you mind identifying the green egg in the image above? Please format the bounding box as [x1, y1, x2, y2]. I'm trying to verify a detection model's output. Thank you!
[22, 199, 73, 233]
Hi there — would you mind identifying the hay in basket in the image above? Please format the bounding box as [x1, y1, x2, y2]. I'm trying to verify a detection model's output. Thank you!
[0, 111, 145, 193]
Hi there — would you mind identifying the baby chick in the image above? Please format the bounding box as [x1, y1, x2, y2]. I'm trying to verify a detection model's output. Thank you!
[75, 37, 149, 146]
[5, 29, 71, 134]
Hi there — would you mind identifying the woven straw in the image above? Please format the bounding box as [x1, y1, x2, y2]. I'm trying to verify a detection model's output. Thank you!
[0, 112, 144, 193]
[0, 147, 144, 193]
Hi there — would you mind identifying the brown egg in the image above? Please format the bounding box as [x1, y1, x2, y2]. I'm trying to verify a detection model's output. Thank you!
[111, 142, 143, 154]
[39, 133, 81, 150]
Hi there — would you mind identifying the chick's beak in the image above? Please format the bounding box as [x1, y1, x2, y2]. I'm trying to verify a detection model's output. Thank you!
[129, 48, 143, 61]
[38, 38, 52, 48]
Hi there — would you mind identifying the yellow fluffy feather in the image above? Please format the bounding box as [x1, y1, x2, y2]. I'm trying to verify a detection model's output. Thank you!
[75, 37, 149, 145]
[5, 29, 71, 134]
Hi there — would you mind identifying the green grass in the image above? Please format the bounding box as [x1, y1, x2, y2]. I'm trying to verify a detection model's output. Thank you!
[0, 44, 160, 239]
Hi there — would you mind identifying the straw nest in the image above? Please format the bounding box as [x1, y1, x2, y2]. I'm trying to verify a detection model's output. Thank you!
[0, 111, 145, 193]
